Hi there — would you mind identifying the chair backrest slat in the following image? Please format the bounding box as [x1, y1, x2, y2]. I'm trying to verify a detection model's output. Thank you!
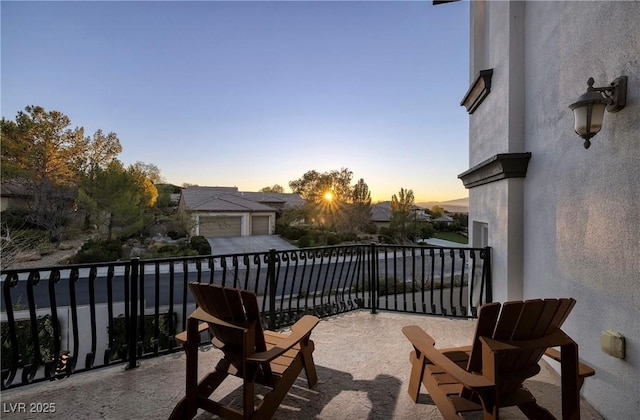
[492, 301, 524, 340]
[240, 289, 268, 353]
[467, 302, 501, 373]
[510, 299, 545, 340]
[530, 299, 562, 338]
[222, 287, 247, 322]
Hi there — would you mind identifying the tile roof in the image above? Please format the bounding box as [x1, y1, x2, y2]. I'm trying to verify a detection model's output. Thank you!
[180, 186, 305, 212]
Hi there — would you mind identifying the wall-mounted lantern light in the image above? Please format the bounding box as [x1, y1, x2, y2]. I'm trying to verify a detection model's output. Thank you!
[568, 76, 627, 149]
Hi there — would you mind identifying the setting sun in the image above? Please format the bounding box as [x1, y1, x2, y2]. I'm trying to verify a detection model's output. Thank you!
[323, 191, 334, 202]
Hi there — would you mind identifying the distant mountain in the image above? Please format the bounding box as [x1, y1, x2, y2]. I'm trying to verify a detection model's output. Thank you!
[416, 197, 469, 213]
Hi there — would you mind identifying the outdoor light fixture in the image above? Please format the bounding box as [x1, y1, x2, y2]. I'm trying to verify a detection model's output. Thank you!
[568, 76, 627, 149]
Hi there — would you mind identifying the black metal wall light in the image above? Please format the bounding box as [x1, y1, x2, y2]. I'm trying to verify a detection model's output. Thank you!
[568, 76, 627, 149]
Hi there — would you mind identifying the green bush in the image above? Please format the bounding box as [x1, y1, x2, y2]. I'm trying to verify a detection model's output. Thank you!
[1, 315, 57, 371]
[108, 313, 177, 361]
[1, 209, 42, 230]
[339, 231, 358, 242]
[167, 230, 187, 240]
[145, 243, 199, 259]
[363, 223, 378, 235]
[297, 236, 313, 248]
[326, 233, 341, 246]
[189, 236, 211, 255]
[280, 226, 304, 240]
[71, 239, 123, 263]
[308, 230, 322, 242]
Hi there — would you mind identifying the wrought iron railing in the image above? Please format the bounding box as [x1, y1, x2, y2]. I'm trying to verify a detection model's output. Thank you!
[0, 243, 491, 389]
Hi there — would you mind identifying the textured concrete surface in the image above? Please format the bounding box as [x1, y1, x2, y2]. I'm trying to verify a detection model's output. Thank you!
[1, 311, 602, 419]
[207, 235, 298, 255]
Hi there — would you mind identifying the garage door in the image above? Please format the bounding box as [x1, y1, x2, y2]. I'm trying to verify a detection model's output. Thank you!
[251, 216, 270, 235]
[199, 216, 242, 238]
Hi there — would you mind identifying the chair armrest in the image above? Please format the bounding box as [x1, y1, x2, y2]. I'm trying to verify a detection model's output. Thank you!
[247, 315, 319, 364]
[176, 307, 249, 348]
[189, 307, 249, 331]
[402, 325, 494, 389]
[175, 322, 209, 345]
[544, 347, 595, 379]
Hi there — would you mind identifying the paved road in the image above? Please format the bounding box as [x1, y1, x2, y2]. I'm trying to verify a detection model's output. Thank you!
[207, 235, 298, 254]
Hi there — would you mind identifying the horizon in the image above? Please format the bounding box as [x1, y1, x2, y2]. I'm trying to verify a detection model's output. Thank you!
[2, 1, 470, 203]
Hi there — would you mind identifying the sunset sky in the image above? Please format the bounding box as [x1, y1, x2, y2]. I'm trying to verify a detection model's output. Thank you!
[2, 1, 470, 203]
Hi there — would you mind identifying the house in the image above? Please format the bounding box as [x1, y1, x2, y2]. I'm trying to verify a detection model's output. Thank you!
[178, 186, 305, 237]
[432, 215, 453, 225]
[0, 179, 32, 211]
[371, 201, 431, 229]
[456, 1, 639, 419]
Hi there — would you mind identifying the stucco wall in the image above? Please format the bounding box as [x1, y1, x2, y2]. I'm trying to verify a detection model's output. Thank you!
[468, 0, 525, 165]
[467, 1, 639, 418]
[520, 2, 640, 418]
[467, 1, 527, 304]
[470, 179, 525, 304]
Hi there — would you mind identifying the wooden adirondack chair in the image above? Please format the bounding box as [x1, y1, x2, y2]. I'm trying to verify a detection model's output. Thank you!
[403, 298, 595, 420]
[169, 282, 319, 420]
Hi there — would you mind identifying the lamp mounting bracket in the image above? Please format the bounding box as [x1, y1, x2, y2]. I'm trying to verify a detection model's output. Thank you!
[588, 76, 627, 113]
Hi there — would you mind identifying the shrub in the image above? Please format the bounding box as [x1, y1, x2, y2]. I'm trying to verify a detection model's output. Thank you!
[189, 236, 211, 255]
[339, 231, 358, 242]
[307, 230, 322, 242]
[167, 230, 187, 240]
[326, 233, 341, 246]
[297, 236, 312, 248]
[71, 239, 123, 263]
[108, 312, 177, 361]
[280, 226, 303, 240]
[1, 315, 57, 371]
[1, 209, 41, 230]
[363, 223, 378, 235]
[144, 243, 199, 259]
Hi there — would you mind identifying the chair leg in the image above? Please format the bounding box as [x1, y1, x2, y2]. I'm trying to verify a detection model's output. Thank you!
[257, 355, 305, 419]
[407, 350, 425, 403]
[517, 401, 556, 420]
[300, 339, 317, 388]
[184, 317, 200, 419]
[560, 342, 580, 420]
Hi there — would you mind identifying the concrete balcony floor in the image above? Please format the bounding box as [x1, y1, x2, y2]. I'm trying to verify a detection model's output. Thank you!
[2, 311, 602, 419]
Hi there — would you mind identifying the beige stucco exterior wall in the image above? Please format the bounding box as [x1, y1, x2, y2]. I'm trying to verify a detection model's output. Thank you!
[467, 0, 526, 303]
[466, 1, 640, 418]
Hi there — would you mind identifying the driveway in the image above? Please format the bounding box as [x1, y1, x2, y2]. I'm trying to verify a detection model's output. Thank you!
[207, 235, 299, 255]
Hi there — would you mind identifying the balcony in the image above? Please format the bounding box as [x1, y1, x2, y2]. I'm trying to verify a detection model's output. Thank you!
[1, 244, 601, 418]
[1, 310, 602, 419]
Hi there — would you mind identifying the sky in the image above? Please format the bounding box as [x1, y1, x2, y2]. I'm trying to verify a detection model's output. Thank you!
[1, 0, 470, 203]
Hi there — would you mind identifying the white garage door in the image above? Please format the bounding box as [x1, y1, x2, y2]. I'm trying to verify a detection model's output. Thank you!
[251, 216, 270, 235]
[199, 216, 242, 238]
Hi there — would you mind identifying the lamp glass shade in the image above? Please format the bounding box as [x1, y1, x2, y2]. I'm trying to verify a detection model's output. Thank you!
[573, 102, 606, 138]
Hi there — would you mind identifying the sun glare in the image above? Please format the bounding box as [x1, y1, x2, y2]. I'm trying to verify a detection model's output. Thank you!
[324, 191, 334, 202]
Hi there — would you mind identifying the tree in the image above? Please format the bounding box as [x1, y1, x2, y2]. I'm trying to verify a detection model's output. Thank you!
[83, 160, 158, 239]
[131, 161, 164, 185]
[260, 184, 285, 193]
[289, 168, 353, 204]
[1, 106, 87, 185]
[344, 178, 372, 233]
[430, 205, 445, 219]
[78, 129, 122, 177]
[288, 168, 375, 234]
[75, 129, 123, 228]
[390, 188, 415, 242]
[1, 106, 88, 242]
